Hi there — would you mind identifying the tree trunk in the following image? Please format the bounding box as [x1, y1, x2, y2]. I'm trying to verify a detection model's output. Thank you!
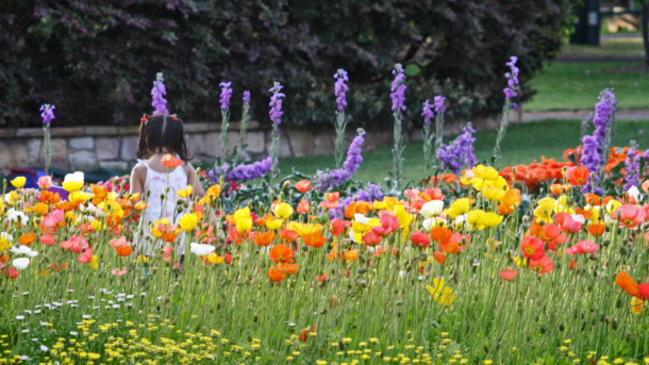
[643, 1, 649, 66]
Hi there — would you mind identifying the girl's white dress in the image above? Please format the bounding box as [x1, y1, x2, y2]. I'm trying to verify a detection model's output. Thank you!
[134, 160, 188, 256]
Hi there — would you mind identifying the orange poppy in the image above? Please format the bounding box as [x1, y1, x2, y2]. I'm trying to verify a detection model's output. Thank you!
[19, 232, 36, 246]
[432, 251, 447, 264]
[277, 262, 299, 275]
[161, 154, 183, 169]
[302, 232, 326, 248]
[268, 265, 287, 283]
[253, 231, 276, 247]
[269, 244, 294, 263]
[587, 223, 606, 236]
[344, 201, 372, 219]
[32, 202, 49, 216]
[585, 193, 602, 206]
[342, 249, 360, 263]
[616, 272, 639, 297]
[116, 245, 133, 257]
[280, 229, 299, 243]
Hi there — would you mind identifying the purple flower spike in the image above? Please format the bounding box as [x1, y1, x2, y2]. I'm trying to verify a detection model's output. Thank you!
[334, 68, 349, 112]
[437, 124, 477, 173]
[40, 104, 56, 126]
[433, 95, 446, 114]
[624, 143, 642, 190]
[227, 156, 273, 181]
[243, 90, 251, 104]
[219, 81, 233, 111]
[268, 82, 285, 126]
[390, 64, 407, 113]
[503, 56, 520, 101]
[580, 89, 617, 192]
[151, 72, 169, 116]
[316, 129, 366, 191]
[421, 100, 434, 126]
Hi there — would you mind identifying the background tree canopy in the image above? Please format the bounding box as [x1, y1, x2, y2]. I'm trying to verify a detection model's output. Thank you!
[0, 0, 574, 128]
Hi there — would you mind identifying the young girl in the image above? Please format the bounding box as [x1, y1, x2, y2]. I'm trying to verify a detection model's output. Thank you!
[130, 114, 204, 257]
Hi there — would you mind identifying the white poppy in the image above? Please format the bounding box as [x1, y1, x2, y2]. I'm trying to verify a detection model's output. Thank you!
[6, 209, 28, 226]
[190, 242, 215, 256]
[420, 200, 444, 218]
[12, 257, 30, 270]
[10, 245, 38, 257]
[353, 213, 369, 224]
[627, 186, 642, 202]
[422, 217, 448, 231]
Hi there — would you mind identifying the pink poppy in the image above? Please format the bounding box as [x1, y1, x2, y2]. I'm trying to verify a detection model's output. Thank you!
[78, 247, 93, 263]
[566, 240, 599, 255]
[40, 234, 57, 246]
[616, 204, 646, 229]
[110, 236, 130, 249]
[38, 175, 53, 189]
[555, 213, 583, 234]
[61, 235, 89, 254]
[111, 268, 129, 277]
[162, 245, 174, 262]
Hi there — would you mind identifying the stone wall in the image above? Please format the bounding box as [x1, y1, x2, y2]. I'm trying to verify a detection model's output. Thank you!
[0, 114, 508, 173]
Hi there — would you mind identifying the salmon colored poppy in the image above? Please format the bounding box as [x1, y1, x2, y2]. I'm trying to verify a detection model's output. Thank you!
[528, 255, 554, 275]
[362, 231, 383, 246]
[295, 179, 313, 193]
[253, 231, 276, 247]
[615, 204, 646, 229]
[161, 154, 183, 169]
[269, 244, 294, 263]
[549, 183, 566, 196]
[499, 268, 518, 281]
[280, 229, 299, 243]
[297, 199, 310, 215]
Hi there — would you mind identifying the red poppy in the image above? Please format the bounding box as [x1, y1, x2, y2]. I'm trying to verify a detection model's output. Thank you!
[362, 231, 383, 246]
[330, 218, 350, 237]
[411, 231, 431, 248]
[520, 235, 545, 260]
[116, 245, 133, 257]
[565, 166, 589, 186]
[280, 229, 299, 243]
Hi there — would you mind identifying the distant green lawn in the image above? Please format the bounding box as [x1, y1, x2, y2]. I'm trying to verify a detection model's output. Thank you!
[279, 120, 649, 183]
[526, 61, 649, 111]
[561, 37, 645, 58]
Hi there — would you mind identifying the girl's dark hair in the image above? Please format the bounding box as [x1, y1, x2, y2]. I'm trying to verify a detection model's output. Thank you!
[137, 114, 191, 161]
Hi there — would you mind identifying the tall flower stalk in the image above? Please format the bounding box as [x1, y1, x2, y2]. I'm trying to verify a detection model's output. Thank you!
[434, 95, 446, 154]
[624, 141, 641, 191]
[580, 89, 617, 193]
[315, 128, 366, 191]
[268, 82, 285, 176]
[219, 81, 233, 159]
[421, 100, 435, 170]
[390, 64, 407, 189]
[437, 123, 477, 174]
[238, 90, 252, 160]
[333, 69, 350, 167]
[151, 72, 169, 116]
[492, 56, 519, 164]
[40, 104, 56, 173]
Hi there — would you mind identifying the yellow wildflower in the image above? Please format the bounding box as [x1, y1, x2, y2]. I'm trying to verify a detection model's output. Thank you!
[10, 176, 26, 189]
[427, 277, 456, 307]
[178, 213, 199, 232]
[273, 202, 294, 219]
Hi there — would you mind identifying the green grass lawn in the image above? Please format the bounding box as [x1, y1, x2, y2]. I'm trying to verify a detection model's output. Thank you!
[526, 61, 649, 111]
[279, 119, 648, 182]
[525, 37, 649, 111]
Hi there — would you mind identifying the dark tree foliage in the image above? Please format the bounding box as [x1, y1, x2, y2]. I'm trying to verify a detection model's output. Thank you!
[0, 0, 574, 128]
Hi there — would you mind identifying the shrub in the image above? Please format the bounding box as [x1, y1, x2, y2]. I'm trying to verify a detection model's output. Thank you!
[0, 0, 574, 128]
